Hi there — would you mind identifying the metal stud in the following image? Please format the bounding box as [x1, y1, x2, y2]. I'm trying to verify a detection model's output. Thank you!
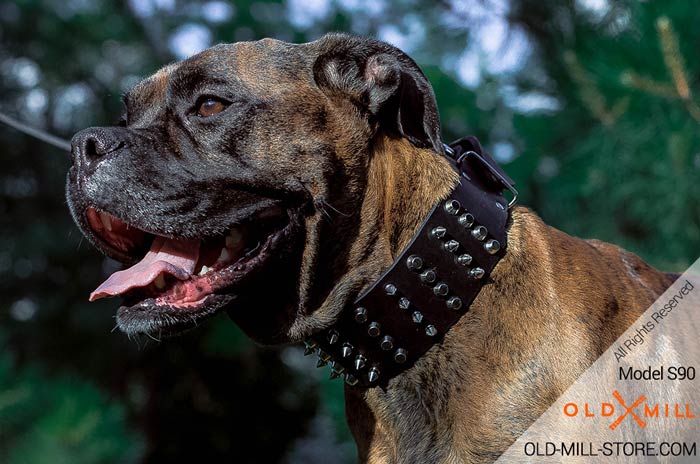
[367, 322, 381, 337]
[455, 254, 472, 266]
[420, 269, 437, 284]
[470, 267, 485, 279]
[431, 226, 447, 239]
[303, 340, 318, 356]
[444, 199, 461, 215]
[317, 351, 331, 367]
[433, 282, 449, 296]
[327, 330, 339, 345]
[446, 296, 463, 310]
[345, 373, 359, 386]
[341, 343, 353, 358]
[458, 213, 475, 228]
[394, 348, 408, 364]
[443, 239, 460, 253]
[406, 255, 424, 271]
[354, 307, 368, 323]
[384, 283, 398, 296]
[380, 335, 394, 351]
[484, 239, 501, 254]
[368, 367, 380, 383]
[398, 297, 410, 310]
[471, 225, 487, 241]
[412, 311, 424, 324]
[330, 362, 345, 379]
[425, 325, 438, 337]
[354, 354, 367, 370]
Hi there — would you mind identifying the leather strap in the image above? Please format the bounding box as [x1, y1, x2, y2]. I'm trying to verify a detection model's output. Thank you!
[306, 136, 516, 388]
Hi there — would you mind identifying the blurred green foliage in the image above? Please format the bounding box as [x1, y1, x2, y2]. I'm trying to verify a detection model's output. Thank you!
[0, 0, 698, 462]
[0, 346, 141, 464]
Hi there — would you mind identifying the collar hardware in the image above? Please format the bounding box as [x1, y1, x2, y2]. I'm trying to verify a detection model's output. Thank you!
[305, 136, 515, 388]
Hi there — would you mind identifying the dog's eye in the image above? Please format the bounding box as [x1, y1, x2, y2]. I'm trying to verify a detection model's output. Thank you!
[197, 98, 227, 117]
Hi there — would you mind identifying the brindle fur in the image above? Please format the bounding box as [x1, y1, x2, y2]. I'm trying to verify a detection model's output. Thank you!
[66, 33, 675, 463]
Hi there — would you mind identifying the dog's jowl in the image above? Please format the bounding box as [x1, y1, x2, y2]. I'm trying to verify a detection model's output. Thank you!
[65, 34, 676, 463]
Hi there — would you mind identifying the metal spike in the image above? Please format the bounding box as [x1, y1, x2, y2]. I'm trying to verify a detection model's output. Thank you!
[367, 322, 381, 337]
[394, 348, 408, 364]
[471, 225, 487, 241]
[455, 253, 472, 266]
[368, 367, 380, 383]
[443, 239, 460, 253]
[458, 213, 475, 228]
[341, 343, 353, 358]
[444, 199, 461, 215]
[354, 354, 367, 370]
[354, 307, 368, 323]
[345, 373, 359, 386]
[425, 325, 438, 337]
[316, 351, 331, 368]
[330, 362, 345, 379]
[446, 296, 463, 310]
[380, 335, 394, 351]
[412, 311, 424, 324]
[484, 239, 501, 254]
[470, 267, 485, 279]
[398, 297, 410, 310]
[384, 283, 398, 296]
[430, 226, 447, 239]
[420, 269, 437, 284]
[406, 255, 424, 271]
[327, 330, 339, 345]
[433, 282, 449, 296]
[303, 340, 318, 356]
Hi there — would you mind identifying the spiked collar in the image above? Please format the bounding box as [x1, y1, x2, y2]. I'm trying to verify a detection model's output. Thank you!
[306, 136, 517, 388]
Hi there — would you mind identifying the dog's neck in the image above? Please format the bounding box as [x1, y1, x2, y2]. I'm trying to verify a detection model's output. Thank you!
[345, 136, 513, 462]
[366, 136, 459, 254]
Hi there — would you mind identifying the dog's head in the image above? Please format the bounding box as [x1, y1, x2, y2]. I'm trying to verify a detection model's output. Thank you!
[66, 33, 449, 342]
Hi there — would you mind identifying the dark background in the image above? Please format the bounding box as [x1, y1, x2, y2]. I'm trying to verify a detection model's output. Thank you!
[0, 0, 698, 462]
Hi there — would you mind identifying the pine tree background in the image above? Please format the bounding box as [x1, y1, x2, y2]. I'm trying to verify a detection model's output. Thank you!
[0, 0, 697, 462]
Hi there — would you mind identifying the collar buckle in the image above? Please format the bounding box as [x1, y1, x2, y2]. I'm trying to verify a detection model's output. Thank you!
[456, 150, 519, 209]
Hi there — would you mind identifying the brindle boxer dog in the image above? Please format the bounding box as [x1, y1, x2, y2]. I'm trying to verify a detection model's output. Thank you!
[66, 33, 675, 463]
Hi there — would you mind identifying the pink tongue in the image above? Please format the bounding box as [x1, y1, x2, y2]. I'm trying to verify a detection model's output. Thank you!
[89, 236, 200, 301]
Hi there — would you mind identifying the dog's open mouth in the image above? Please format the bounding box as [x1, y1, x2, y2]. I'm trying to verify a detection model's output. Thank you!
[84, 204, 294, 335]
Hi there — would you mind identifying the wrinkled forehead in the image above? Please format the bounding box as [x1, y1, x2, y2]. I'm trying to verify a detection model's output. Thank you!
[125, 39, 314, 112]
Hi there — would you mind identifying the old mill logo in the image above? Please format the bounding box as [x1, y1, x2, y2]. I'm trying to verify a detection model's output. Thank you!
[563, 390, 696, 430]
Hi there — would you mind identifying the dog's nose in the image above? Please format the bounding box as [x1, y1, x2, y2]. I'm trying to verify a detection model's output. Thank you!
[71, 127, 122, 173]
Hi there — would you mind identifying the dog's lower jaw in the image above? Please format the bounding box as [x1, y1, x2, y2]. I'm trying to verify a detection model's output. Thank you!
[344, 207, 675, 464]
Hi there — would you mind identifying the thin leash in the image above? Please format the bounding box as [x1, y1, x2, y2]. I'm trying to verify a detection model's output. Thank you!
[0, 110, 71, 152]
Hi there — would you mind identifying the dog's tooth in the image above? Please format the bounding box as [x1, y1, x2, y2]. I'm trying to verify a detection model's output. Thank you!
[99, 212, 113, 231]
[226, 228, 243, 248]
[217, 248, 230, 262]
[154, 274, 166, 289]
[199, 265, 211, 276]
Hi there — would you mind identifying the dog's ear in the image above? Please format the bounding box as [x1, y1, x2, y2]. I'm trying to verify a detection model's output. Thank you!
[312, 35, 444, 155]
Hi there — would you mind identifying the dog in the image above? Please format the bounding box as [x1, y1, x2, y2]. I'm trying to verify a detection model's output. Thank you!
[65, 33, 678, 463]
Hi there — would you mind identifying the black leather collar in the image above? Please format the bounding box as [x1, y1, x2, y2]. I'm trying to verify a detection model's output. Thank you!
[305, 136, 517, 388]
